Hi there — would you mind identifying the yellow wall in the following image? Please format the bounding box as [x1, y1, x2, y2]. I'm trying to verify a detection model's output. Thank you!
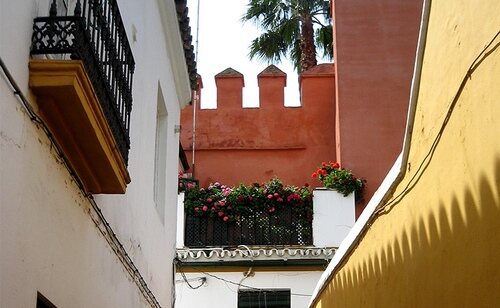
[314, 1, 500, 307]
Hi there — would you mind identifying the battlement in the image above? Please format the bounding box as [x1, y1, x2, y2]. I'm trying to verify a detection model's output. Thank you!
[180, 63, 336, 187]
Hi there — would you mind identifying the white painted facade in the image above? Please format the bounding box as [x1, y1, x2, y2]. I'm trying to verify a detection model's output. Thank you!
[0, 0, 191, 307]
[176, 270, 322, 308]
[174, 189, 355, 307]
[312, 189, 355, 248]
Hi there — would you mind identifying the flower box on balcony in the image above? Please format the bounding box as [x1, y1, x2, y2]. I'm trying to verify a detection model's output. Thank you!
[312, 188, 355, 248]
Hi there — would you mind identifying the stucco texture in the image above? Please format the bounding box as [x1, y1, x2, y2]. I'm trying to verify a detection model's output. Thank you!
[313, 0, 500, 307]
[181, 65, 336, 188]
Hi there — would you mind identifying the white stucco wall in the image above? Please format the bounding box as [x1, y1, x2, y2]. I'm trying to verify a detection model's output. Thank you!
[312, 189, 355, 247]
[175, 270, 323, 308]
[0, 0, 188, 306]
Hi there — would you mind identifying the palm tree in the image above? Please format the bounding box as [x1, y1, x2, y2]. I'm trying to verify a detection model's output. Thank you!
[242, 0, 333, 73]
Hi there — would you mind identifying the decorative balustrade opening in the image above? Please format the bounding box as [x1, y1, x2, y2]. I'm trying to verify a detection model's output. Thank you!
[30, 0, 135, 163]
[184, 207, 313, 247]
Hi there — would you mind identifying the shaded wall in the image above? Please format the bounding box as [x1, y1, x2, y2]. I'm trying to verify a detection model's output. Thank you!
[313, 1, 500, 306]
[181, 64, 336, 187]
[332, 0, 423, 216]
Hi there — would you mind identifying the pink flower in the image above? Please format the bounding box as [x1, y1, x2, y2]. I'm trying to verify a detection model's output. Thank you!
[219, 200, 226, 206]
[273, 193, 279, 198]
[269, 207, 275, 213]
[194, 207, 199, 212]
[248, 196, 253, 201]
[202, 206, 208, 212]
[223, 216, 229, 222]
[218, 211, 224, 217]
[207, 198, 213, 203]
[267, 194, 273, 199]
[277, 197, 283, 202]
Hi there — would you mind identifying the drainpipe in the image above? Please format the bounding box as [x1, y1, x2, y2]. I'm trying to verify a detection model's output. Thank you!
[308, 0, 432, 306]
[191, 0, 201, 178]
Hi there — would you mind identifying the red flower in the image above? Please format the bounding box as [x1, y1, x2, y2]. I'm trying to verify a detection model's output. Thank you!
[238, 195, 244, 202]
[322, 162, 327, 167]
[331, 162, 340, 168]
[304, 183, 309, 187]
[218, 211, 224, 217]
[311, 172, 318, 179]
[248, 196, 253, 201]
[207, 198, 213, 203]
[277, 197, 283, 202]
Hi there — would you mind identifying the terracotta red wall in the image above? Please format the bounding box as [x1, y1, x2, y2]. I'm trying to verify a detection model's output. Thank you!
[180, 64, 336, 188]
[332, 0, 423, 216]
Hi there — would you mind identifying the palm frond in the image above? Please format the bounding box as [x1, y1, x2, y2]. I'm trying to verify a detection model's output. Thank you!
[243, 0, 333, 72]
[315, 25, 333, 59]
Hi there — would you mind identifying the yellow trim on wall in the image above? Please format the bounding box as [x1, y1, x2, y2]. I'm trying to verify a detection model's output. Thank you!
[29, 60, 130, 194]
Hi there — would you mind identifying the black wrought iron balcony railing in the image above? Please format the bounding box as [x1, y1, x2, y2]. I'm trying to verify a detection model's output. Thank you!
[184, 207, 313, 247]
[30, 0, 135, 163]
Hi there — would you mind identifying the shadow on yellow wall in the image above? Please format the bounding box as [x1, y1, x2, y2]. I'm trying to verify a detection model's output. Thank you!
[321, 156, 500, 307]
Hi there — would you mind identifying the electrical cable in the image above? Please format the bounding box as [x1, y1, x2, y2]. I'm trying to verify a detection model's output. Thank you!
[174, 259, 312, 297]
[375, 29, 500, 215]
[201, 271, 312, 297]
[178, 270, 206, 289]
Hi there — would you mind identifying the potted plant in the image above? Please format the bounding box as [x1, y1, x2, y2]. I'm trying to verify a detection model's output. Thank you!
[311, 162, 365, 247]
[312, 161, 365, 202]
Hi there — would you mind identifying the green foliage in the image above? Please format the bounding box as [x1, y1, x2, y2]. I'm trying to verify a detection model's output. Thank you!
[183, 178, 313, 223]
[242, 0, 333, 72]
[312, 162, 366, 201]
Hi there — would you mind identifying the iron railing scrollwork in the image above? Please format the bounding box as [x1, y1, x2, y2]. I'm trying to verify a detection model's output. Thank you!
[30, 0, 135, 164]
[185, 207, 313, 247]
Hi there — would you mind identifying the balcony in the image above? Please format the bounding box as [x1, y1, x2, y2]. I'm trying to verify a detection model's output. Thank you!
[184, 207, 313, 247]
[177, 187, 356, 250]
[29, 0, 134, 193]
